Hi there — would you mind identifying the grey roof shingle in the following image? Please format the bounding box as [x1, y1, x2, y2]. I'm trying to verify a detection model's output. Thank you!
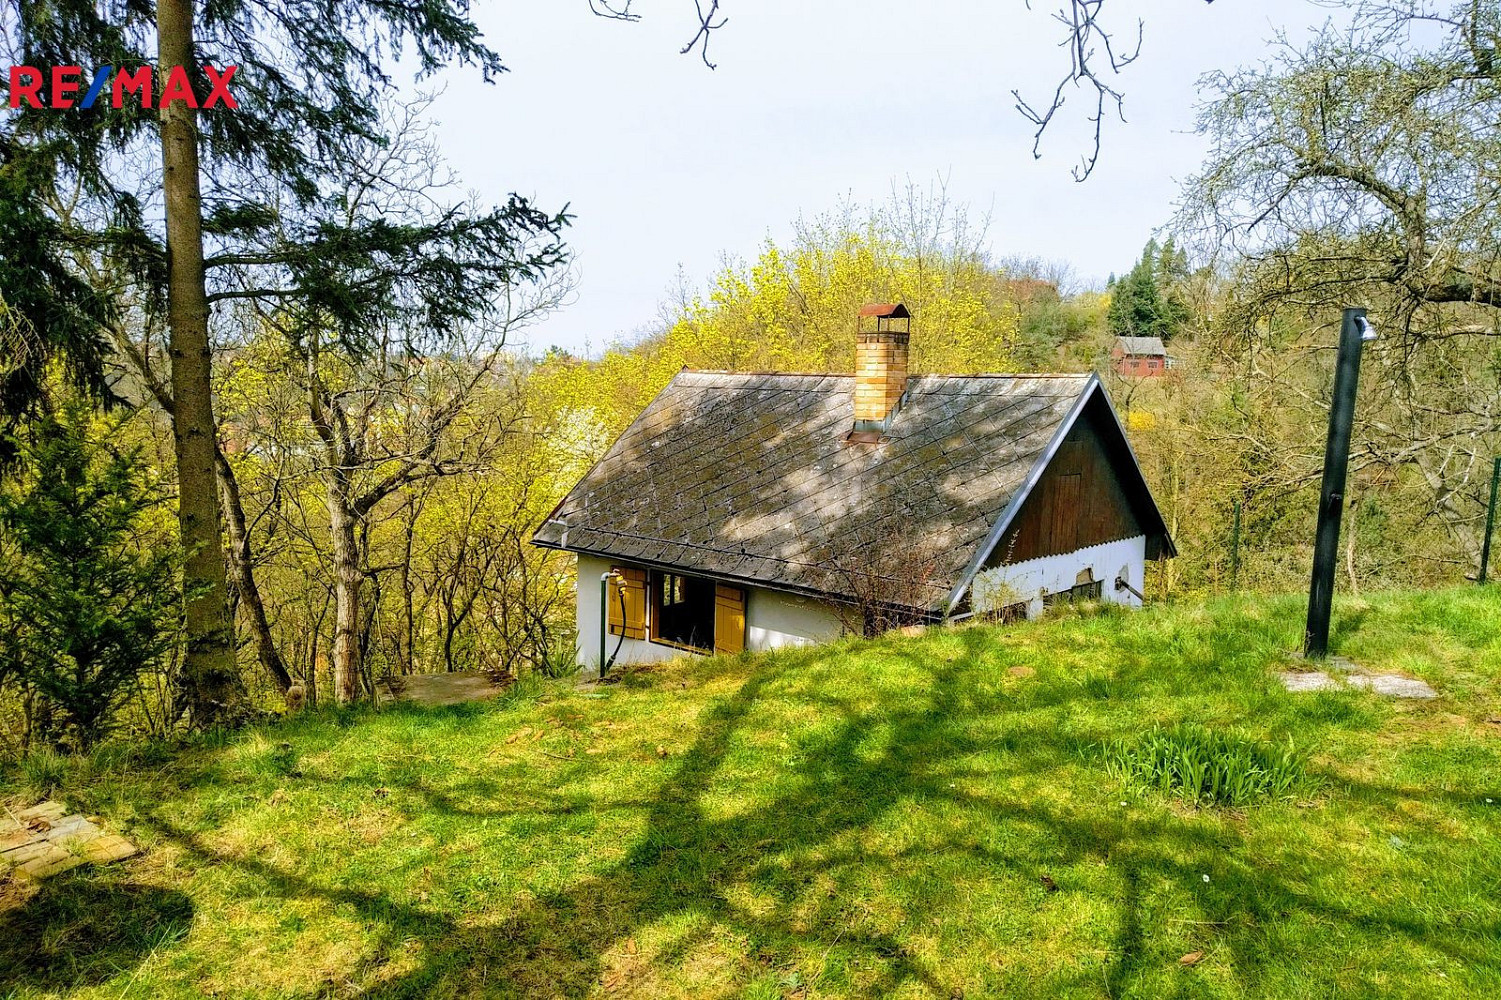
[533, 371, 1095, 610]
[1114, 336, 1167, 356]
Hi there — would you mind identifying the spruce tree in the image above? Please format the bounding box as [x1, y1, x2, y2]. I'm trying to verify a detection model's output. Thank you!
[3, 0, 567, 721]
[0, 402, 180, 749]
[1107, 239, 1187, 341]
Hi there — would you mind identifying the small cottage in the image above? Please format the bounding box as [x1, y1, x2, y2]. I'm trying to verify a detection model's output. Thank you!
[533, 304, 1175, 671]
[1110, 336, 1171, 377]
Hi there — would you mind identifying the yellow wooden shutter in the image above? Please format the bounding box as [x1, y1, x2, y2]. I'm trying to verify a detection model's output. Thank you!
[713, 584, 746, 655]
[608, 567, 647, 640]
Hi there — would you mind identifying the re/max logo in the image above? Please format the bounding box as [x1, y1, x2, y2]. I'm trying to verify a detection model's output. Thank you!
[7, 65, 238, 109]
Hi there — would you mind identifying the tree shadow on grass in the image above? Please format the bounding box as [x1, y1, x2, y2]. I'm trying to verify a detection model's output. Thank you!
[349, 658, 957, 997]
[1329, 604, 1373, 653]
[0, 874, 193, 994]
[136, 625, 1501, 997]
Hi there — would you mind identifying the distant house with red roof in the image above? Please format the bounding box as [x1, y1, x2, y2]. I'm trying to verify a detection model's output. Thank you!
[1110, 336, 1173, 377]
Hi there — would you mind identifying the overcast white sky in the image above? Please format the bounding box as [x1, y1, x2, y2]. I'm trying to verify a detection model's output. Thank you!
[422, 1, 1332, 355]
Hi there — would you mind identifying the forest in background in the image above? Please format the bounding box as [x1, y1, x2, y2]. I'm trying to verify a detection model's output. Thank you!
[2, 0, 1498, 755]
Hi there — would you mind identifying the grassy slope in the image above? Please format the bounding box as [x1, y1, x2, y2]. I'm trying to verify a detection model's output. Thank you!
[3, 588, 1501, 1000]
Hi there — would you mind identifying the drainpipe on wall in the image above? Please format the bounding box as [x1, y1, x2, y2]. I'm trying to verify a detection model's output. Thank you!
[599, 572, 613, 679]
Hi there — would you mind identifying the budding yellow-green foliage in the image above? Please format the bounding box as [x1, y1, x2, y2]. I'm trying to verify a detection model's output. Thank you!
[530, 206, 1025, 446]
[660, 226, 1020, 376]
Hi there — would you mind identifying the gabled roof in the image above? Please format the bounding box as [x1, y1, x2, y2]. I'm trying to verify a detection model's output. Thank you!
[1114, 336, 1167, 356]
[533, 370, 1172, 612]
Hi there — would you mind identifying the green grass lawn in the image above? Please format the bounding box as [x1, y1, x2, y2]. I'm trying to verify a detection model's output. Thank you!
[4, 587, 1501, 999]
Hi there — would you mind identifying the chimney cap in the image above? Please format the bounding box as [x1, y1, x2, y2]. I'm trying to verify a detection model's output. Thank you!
[857, 302, 910, 319]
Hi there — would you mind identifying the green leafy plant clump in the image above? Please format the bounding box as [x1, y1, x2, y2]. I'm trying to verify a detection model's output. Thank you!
[1105, 723, 1312, 807]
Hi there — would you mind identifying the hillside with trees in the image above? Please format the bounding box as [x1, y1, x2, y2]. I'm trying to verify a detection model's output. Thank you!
[3, 0, 1501, 995]
[0, 0, 1491, 774]
[10, 159, 1497, 743]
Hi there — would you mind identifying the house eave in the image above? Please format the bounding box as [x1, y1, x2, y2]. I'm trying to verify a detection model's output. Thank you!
[533, 532, 945, 616]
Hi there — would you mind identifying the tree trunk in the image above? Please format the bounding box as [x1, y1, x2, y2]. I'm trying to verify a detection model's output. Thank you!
[399, 496, 418, 676]
[214, 446, 293, 692]
[104, 330, 287, 697]
[326, 483, 363, 704]
[157, 0, 240, 723]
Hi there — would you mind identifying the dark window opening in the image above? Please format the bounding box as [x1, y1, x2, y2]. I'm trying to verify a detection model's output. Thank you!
[652, 571, 716, 651]
[1043, 579, 1104, 608]
[988, 601, 1029, 624]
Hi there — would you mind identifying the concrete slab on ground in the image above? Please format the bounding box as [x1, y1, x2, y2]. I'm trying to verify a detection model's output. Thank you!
[379, 671, 511, 707]
[1, 800, 138, 880]
[1277, 658, 1437, 699]
[1346, 673, 1438, 698]
[1279, 670, 1343, 693]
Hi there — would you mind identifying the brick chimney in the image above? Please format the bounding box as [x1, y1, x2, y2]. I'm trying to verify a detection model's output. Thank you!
[853, 302, 911, 432]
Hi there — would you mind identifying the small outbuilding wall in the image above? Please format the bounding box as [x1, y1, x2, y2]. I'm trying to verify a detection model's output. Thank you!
[969, 535, 1147, 618]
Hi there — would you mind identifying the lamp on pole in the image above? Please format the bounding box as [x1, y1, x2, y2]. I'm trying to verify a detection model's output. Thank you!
[1305, 307, 1376, 659]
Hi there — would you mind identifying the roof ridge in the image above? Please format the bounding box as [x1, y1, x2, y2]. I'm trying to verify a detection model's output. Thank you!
[914, 372, 1090, 379]
[681, 369, 851, 377]
[678, 369, 1090, 379]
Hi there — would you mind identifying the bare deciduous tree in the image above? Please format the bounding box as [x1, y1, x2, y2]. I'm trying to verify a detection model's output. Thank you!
[821, 515, 951, 638]
[1177, 0, 1501, 578]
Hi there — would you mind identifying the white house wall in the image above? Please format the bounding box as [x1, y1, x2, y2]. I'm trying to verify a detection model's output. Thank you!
[575, 554, 845, 673]
[746, 587, 844, 650]
[969, 535, 1146, 618]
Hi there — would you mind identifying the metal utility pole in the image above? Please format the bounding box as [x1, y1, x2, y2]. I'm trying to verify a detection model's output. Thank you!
[1305, 308, 1374, 659]
[1481, 457, 1501, 585]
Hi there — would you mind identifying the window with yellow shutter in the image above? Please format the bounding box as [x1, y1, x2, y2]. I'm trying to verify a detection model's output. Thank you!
[607, 567, 646, 640]
[651, 571, 713, 650]
[713, 584, 746, 655]
[641, 571, 746, 655]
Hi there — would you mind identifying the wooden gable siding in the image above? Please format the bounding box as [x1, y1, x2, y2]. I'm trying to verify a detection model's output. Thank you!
[987, 403, 1143, 566]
